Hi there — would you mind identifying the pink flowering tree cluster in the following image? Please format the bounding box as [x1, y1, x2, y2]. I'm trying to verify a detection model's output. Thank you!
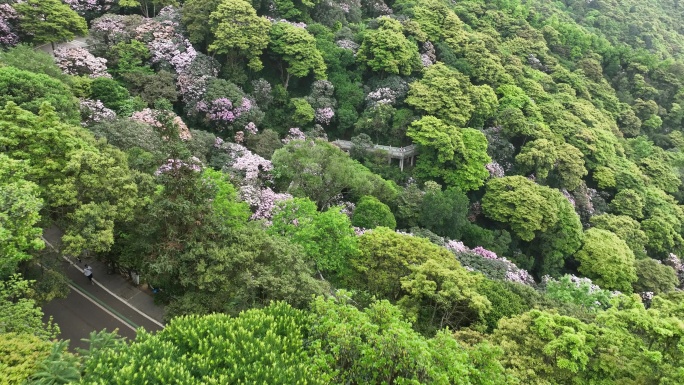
[239, 184, 293, 221]
[446, 241, 535, 285]
[485, 162, 505, 178]
[63, 0, 115, 19]
[79, 99, 116, 126]
[0, 4, 19, 47]
[135, 8, 197, 74]
[176, 54, 220, 104]
[665, 253, 684, 288]
[365, 77, 408, 107]
[306, 80, 336, 126]
[54, 47, 111, 78]
[154, 156, 203, 176]
[282, 127, 307, 144]
[130, 108, 192, 141]
[88, 14, 145, 57]
[315, 107, 335, 125]
[213, 140, 291, 221]
[195, 97, 254, 131]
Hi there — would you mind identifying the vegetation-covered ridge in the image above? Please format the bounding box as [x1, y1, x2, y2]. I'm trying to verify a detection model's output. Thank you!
[3, 0, 684, 383]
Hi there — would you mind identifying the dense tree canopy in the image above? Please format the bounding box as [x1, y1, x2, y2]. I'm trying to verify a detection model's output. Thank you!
[8, 0, 684, 381]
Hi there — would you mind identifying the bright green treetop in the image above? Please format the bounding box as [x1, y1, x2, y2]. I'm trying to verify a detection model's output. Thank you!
[269, 22, 326, 88]
[209, 0, 271, 71]
[575, 228, 637, 292]
[356, 16, 421, 76]
[14, 0, 87, 48]
[0, 155, 44, 277]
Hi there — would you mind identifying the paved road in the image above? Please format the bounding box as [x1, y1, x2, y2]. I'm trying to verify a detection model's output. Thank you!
[42, 261, 163, 351]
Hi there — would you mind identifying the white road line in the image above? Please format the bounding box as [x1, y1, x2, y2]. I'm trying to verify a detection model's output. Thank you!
[63, 256, 165, 328]
[67, 284, 137, 333]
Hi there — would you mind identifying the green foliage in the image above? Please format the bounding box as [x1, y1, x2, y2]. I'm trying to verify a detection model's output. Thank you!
[418, 186, 469, 240]
[575, 228, 637, 292]
[0, 103, 139, 255]
[590, 214, 648, 258]
[481, 176, 558, 242]
[0, 67, 79, 123]
[308, 294, 506, 384]
[89, 77, 136, 115]
[269, 22, 327, 87]
[356, 17, 421, 76]
[182, 0, 221, 49]
[209, 0, 271, 71]
[290, 98, 315, 126]
[477, 279, 532, 332]
[0, 155, 44, 277]
[0, 275, 59, 339]
[29, 340, 81, 385]
[491, 310, 596, 384]
[633, 258, 678, 294]
[14, 0, 87, 46]
[82, 302, 320, 384]
[515, 139, 558, 180]
[201, 169, 251, 228]
[269, 198, 358, 275]
[0, 45, 70, 82]
[350, 227, 489, 331]
[272, 139, 397, 208]
[610, 188, 645, 219]
[351, 195, 396, 230]
[0, 333, 52, 385]
[406, 63, 476, 127]
[544, 275, 612, 311]
[408, 116, 490, 190]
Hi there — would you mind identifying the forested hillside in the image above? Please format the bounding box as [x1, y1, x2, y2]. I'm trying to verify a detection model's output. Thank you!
[3, 0, 684, 383]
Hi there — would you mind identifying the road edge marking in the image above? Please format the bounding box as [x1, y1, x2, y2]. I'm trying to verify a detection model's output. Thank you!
[63, 256, 165, 329]
[68, 283, 138, 333]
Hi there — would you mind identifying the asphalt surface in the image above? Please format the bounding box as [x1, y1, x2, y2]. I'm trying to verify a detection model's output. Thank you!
[42, 261, 163, 351]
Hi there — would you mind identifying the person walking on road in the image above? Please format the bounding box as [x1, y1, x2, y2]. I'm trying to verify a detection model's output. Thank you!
[84, 264, 94, 285]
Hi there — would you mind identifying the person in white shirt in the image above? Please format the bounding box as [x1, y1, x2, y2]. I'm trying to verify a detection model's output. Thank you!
[84, 264, 94, 285]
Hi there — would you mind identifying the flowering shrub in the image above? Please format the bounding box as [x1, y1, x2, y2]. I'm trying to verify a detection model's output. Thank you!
[365, 77, 408, 107]
[54, 47, 111, 78]
[282, 128, 307, 144]
[234, 131, 245, 144]
[315, 107, 335, 125]
[79, 99, 116, 126]
[447, 241, 534, 285]
[196, 98, 253, 130]
[135, 7, 196, 74]
[336, 39, 359, 53]
[154, 157, 202, 176]
[362, 0, 393, 16]
[88, 14, 144, 57]
[130, 108, 192, 141]
[420, 41, 436, 67]
[265, 17, 307, 29]
[251, 79, 273, 109]
[485, 162, 505, 178]
[561, 189, 576, 208]
[244, 122, 259, 135]
[665, 253, 684, 288]
[239, 185, 293, 221]
[170, 53, 221, 107]
[0, 4, 18, 47]
[63, 0, 115, 17]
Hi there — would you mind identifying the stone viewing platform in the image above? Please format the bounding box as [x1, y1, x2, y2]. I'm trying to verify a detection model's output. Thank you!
[332, 140, 418, 171]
